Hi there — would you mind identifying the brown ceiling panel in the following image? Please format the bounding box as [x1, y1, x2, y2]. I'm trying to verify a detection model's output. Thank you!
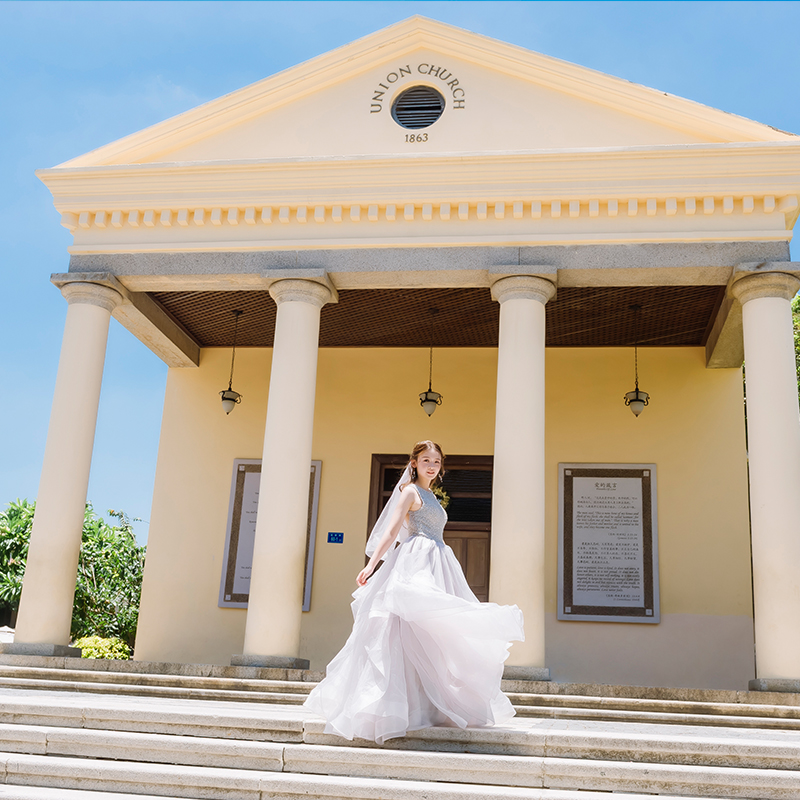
[546, 285, 725, 347]
[151, 285, 725, 349]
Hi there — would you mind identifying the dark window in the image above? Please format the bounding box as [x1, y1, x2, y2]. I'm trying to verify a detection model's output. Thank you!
[392, 86, 445, 129]
[369, 454, 492, 531]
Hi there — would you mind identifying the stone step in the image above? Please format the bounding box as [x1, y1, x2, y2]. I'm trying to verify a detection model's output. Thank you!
[0, 665, 312, 693]
[0, 656, 324, 685]
[5, 657, 800, 711]
[0, 751, 796, 800]
[4, 671, 800, 734]
[3, 687, 800, 799]
[0, 790, 186, 800]
[3, 659, 800, 712]
[0, 674, 310, 705]
[303, 719, 800, 770]
[0, 693, 307, 743]
[512, 697, 800, 731]
[2, 686, 798, 758]
[3, 689, 800, 770]
[2, 717, 800, 782]
[0, 791, 709, 800]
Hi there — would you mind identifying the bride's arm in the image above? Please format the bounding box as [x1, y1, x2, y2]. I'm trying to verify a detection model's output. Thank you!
[356, 486, 417, 586]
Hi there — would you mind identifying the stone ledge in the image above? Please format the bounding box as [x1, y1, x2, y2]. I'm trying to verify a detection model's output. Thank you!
[499, 679, 800, 706]
[3, 745, 800, 800]
[749, 678, 800, 694]
[0, 788, 178, 800]
[0, 644, 81, 658]
[502, 666, 550, 682]
[69, 240, 792, 285]
[231, 653, 311, 671]
[0, 654, 322, 682]
[2, 654, 799, 708]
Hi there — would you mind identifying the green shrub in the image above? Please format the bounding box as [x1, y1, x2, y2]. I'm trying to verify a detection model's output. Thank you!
[74, 635, 131, 660]
[0, 499, 35, 616]
[72, 508, 146, 648]
[0, 501, 146, 649]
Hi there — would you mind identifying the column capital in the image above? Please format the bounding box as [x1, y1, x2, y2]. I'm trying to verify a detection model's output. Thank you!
[269, 278, 334, 308]
[731, 272, 800, 305]
[491, 275, 556, 305]
[60, 282, 123, 313]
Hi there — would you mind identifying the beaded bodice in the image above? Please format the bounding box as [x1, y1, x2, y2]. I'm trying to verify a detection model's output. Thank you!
[407, 485, 447, 544]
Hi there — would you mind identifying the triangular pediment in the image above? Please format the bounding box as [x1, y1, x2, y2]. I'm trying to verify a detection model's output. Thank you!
[57, 17, 796, 169]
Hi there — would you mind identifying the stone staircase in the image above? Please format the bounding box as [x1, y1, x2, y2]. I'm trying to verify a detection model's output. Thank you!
[0, 657, 798, 799]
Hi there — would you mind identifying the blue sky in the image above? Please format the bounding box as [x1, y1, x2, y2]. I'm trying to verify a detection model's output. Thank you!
[2, 0, 799, 543]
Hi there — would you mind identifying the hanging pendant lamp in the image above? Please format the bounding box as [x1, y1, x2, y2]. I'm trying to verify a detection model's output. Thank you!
[419, 308, 443, 416]
[623, 304, 650, 417]
[220, 309, 244, 414]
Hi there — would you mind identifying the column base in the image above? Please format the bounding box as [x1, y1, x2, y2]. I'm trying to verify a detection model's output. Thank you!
[0, 643, 82, 658]
[231, 653, 310, 670]
[503, 666, 551, 681]
[749, 678, 800, 694]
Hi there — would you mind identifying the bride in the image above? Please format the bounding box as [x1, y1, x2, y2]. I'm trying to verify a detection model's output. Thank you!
[303, 440, 525, 744]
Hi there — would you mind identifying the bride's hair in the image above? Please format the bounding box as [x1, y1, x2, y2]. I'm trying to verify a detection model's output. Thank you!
[407, 440, 446, 487]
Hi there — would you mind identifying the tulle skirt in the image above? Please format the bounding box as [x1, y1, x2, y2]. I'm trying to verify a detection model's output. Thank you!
[303, 535, 525, 744]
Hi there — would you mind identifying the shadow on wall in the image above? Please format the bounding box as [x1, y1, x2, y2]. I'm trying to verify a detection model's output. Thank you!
[546, 613, 755, 690]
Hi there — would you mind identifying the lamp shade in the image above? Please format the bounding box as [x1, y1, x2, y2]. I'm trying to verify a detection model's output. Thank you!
[419, 389, 442, 416]
[220, 388, 242, 414]
[624, 389, 649, 417]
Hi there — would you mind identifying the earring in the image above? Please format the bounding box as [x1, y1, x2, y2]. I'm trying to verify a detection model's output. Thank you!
[411, 466, 417, 480]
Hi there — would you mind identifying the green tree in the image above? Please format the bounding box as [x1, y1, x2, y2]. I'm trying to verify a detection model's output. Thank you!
[0, 502, 145, 648]
[0, 499, 35, 624]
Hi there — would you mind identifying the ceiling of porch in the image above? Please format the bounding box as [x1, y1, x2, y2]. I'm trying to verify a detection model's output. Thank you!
[150, 285, 725, 349]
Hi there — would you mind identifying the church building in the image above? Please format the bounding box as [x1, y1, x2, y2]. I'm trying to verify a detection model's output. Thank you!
[10, 17, 800, 691]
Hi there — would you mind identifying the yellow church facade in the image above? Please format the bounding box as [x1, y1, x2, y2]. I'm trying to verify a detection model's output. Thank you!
[9, 18, 800, 692]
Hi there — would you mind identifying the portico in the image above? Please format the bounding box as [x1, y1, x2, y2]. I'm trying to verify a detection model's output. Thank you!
[9, 17, 800, 690]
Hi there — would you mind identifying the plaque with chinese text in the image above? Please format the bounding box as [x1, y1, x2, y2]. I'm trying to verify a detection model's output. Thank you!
[219, 459, 321, 611]
[558, 464, 659, 623]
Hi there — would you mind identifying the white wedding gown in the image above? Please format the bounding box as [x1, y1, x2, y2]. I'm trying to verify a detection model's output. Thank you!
[303, 484, 525, 744]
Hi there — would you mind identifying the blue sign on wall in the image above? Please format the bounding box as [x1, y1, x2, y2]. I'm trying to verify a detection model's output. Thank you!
[327, 532, 344, 544]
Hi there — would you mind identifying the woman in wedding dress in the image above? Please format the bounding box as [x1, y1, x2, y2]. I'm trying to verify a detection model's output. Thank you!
[303, 440, 525, 744]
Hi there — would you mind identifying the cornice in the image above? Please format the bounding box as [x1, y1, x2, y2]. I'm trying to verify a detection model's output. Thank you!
[56, 196, 797, 232]
[63, 231, 793, 256]
[38, 143, 800, 212]
[39, 144, 800, 252]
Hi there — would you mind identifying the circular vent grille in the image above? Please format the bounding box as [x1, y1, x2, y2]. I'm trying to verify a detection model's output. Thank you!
[391, 86, 445, 129]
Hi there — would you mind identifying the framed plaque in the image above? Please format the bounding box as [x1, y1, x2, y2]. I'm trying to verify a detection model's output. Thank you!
[218, 459, 321, 612]
[558, 463, 659, 623]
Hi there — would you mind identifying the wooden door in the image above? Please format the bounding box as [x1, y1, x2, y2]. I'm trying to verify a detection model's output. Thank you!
[444, 530, 490, 601]
[368, 454, 492, 600]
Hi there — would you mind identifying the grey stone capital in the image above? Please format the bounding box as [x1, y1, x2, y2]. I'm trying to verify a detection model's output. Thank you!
[60, 281, 123, 313]
[269, 278, 334, 308]
[730, 272, 800, 305]
[491, 275, 556, 305]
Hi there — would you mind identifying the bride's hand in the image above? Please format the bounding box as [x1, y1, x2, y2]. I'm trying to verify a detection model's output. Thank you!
[356, 566, 373, 586]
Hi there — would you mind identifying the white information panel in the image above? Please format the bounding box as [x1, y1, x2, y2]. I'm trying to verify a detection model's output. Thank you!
[218, 459, 321, 612]
[558, 464, 659, 623]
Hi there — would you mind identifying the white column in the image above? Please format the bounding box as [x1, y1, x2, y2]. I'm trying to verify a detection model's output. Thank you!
[490, 275, 555, 675]
[238, 279, 332, 668]
[13, 282, 122, 653]
[731, 271, 800, 682]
